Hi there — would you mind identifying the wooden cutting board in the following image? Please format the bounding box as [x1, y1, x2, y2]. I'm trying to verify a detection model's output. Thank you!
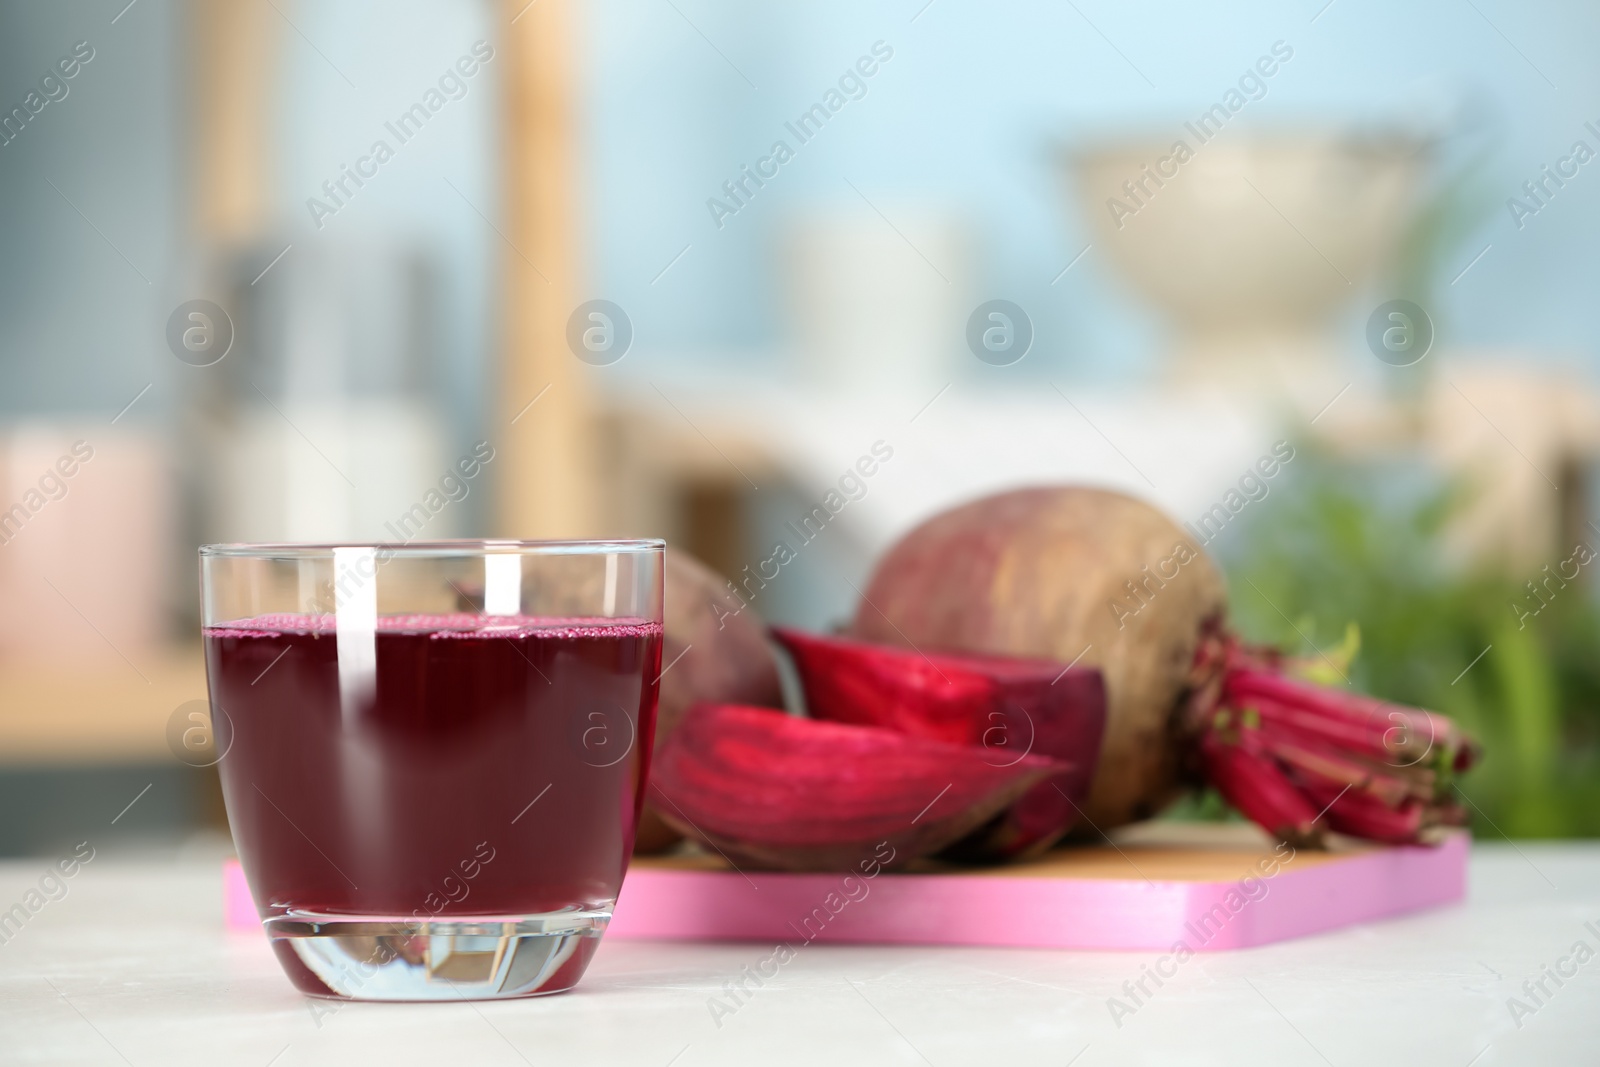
[606, 823, 1469, 951]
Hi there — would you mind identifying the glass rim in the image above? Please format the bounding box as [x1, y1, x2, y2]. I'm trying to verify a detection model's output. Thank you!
[200, 538, 666, 559]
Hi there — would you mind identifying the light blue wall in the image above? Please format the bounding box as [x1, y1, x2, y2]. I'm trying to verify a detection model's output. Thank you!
[584, 0, 1600, 381]
[0, 0, 179, 416]
[2, 0, 1596, 421]
[0, 0, 495, 448]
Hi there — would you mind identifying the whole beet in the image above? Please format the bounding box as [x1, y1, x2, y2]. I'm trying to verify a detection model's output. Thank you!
[849, 487, 1227, 832]
[634, 550, 785, 853]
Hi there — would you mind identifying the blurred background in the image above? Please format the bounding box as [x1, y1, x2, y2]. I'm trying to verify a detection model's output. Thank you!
[1, 0, 1597, 855]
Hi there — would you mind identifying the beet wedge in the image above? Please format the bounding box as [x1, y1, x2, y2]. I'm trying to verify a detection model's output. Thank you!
[771, 628, 1106, 860]
[648, 703, 1069, 871]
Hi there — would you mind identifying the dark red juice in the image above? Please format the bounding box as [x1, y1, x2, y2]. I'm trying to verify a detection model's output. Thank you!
[204, 613, 662, 921]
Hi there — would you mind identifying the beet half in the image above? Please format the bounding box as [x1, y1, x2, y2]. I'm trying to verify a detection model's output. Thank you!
[772, 627, 1105, 860]
[648, 704, 1068, 871]
[851, 486, 1225, 832]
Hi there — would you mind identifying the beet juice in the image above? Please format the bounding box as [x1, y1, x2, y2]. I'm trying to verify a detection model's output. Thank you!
[207, 613, 661, 919]
[205, 611, 660, 997]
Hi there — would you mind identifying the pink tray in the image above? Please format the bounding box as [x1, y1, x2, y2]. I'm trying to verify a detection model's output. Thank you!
[223, 825, 1468, 951]
[608, 825, 1468, 951]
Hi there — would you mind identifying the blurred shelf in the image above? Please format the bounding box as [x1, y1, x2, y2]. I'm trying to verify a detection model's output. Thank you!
[0, 646, 206, 766]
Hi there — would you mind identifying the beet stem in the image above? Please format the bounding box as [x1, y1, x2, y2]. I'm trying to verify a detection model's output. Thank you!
[1207, 659, 1477, 848]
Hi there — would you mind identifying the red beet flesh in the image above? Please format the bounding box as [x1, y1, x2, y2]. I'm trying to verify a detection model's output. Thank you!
[772, 628, 1107, 859]
[648, 704, 1069, 871]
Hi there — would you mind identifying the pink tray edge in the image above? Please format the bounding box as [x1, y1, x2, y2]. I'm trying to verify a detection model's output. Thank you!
[220, 831, 1468, 951]
[606, 831, 1469, 951]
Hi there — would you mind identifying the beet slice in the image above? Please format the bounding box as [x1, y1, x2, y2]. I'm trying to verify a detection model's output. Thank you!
[771, 628, 1106, 860]
[648, 704, 1068, 871]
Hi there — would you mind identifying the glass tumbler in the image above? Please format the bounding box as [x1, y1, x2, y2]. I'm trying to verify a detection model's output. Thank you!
[200, 540, 664, 1000]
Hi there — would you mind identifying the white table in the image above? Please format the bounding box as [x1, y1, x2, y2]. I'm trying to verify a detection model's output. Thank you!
[1, 843, 1595, 1066]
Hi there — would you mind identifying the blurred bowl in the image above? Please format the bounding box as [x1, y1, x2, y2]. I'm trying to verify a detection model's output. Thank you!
[1066, 130, 1427, 374]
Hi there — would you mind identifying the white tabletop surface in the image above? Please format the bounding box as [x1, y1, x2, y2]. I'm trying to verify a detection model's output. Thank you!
[1, 841, 1596, 1066]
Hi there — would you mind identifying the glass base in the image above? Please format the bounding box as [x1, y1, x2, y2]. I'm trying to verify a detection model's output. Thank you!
[264, 912, 609, 1001]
